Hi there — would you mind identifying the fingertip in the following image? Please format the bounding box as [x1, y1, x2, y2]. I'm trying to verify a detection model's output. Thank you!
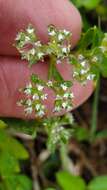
[68, 1, 82, 46]
[0, 0, 82, 55]
[36, 0, 82, 47]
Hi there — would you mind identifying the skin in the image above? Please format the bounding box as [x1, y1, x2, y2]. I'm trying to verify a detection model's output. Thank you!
[0, 0, 93, 119]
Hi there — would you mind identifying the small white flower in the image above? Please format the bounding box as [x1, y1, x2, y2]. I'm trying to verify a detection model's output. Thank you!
[24, 83, 32, 95]
[16, 33, 21, 41]
[54, 106, 61, 112]
[80, 69, 87, 75]
[24, 88, 31, 95]
[73, 71, 79, 77]
[58, 33, 64, 41]
[32, 94, 39, 100]
[25, 36, 30, 42]
[63, 92, 74, 99]
[80, 61, 86, 67]
[30, 48, 35, 55]
[69, 93, 74, 99]
[51, 128, 56, 134]
[63, 29, 70, 36]
[57, 126, 64, 132]
[24, 107, 33, 115]
[17, 100, 23, 106]
[62, 47, 67, 54]
[41, 94, 48, 100]
[92, 56, 98, 62]
[36, 84, 44, 91]
[78, 54, 84, 61]
[36, 110, 45, 117]
[63, 92, 69, 98]
[87, 74, 95, 80]
[60, 84, 68, 91]
[48, 30, 56, 36]
[26, 27, 34, 34]
[34, 41, 42, 47]
[56, 59, 61, 64]
[37, 52, 44, 59]
[26, 83, 32, 89]
[67, 105, 73, 111]
[47, 81, 53, 87]
[35, 104, 41, 111]
[55, 95, 62, 100]
[62, 102, 68, 109]
[26, 99, 32, 106]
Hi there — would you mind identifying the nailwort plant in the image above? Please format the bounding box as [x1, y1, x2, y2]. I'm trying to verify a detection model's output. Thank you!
[16, 24, 107, 118]
[0, 22, 107, 190]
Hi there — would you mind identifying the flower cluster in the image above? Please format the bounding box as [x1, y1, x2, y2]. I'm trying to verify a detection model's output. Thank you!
[18, 76, 47, 118]
[18, 74, 74, 118]
[16, 24, 107, 118]
[71, 54, 95, 84]
[15, 24, 72, 66]
[47, 24, 71, 60]
[43, 115, 74, 151]
[53, 81, 74, 112]
[49, 125, 71, 147]
[16, 25, 45, 65]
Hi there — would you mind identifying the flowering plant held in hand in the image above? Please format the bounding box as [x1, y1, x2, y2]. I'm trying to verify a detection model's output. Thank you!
[15, 24, 107, 118]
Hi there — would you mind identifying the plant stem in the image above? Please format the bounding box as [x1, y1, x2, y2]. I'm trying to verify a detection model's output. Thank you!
[48, 55, 63, 81]
[60, 145, 69, 171]
[48, 55, 55, 80]
[60, 145, 73, 172]
[90, 74, 100, 142]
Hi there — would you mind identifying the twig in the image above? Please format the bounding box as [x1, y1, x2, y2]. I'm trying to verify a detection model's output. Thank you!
[68, 142, 97, 176]
[25, 140, 41, 190]
[7, 129, 34, 140]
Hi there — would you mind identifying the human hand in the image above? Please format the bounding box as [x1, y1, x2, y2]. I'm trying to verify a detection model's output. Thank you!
[0, 0, 93, 118]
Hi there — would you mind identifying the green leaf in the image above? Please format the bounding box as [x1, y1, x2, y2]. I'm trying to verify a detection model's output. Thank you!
[74, 126, 89, 141]
[71, 0, 101, 9]
[3, 175, 32, 190]
[0, 129, 29, 159]
[88, 176, 107, 190]
[56, 171, 86, 190]
[78, 27, 102, 51]
[95, 130, 107, 140]
[83, 0, 101, 9]
[93, 48, 107, 77]
[0, 151, 20, 176]
[0, 120, 7, 129]
[2, 117, 38, 137]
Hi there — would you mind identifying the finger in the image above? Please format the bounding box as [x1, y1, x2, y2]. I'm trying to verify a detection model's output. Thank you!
[0, 0, 93, 119]
[0, 56, 93, 118]
[0, 0, 82, 55]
